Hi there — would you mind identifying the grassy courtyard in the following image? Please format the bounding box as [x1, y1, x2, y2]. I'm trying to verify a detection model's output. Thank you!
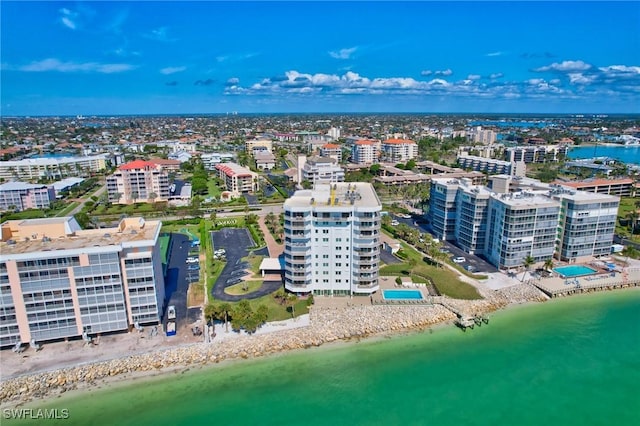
[380, 242, 482, 300]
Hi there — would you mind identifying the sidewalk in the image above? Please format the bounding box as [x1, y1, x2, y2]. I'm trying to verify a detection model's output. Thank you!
[257, 215, 284, 258]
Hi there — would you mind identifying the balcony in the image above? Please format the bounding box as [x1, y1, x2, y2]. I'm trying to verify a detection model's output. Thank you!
[355, 256, 379, 265]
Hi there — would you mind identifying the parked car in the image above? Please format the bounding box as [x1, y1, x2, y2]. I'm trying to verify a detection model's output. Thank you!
[391, 220, 400, 226]
[226, 277, 242, 285]
[453, 257, 466, 263]
[187, 265, 200, 271]
[465, 265, 476, 272]
[186, 257, 199, 263]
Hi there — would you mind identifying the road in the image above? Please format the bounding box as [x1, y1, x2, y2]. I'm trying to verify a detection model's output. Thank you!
[67, 183, 108, 217]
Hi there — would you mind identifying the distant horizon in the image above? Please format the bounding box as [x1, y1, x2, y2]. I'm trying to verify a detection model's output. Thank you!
[4, 112, 640, 119]
[2, 2, 638, 116]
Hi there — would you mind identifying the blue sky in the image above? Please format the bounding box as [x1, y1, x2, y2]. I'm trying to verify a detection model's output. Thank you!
[2, 1, 639, 115]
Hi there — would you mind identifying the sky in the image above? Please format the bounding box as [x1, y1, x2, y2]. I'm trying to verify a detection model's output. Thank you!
[1, 1, 639, 116]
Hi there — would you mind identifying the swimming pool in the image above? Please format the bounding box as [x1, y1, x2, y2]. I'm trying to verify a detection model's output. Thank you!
[382, 289, 424, 300]
[553, 265, 598, 278]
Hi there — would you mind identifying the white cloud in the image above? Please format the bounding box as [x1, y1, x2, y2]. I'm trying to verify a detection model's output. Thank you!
[19, 58, 136, 73]
[216, 53, 259, 63]
[486, 51, 504, 57]
[420, 70, 433, 76]
[329, 47, 357, 60]
[599, 65, 640, 77]
[567, 73, 597, 85]
[534, 60, 591, 72]
[226, 77, 240, 85]
[143, 27, 176, 42]
[489, 73, 504, 79]
[223, 65, 638, 101]
[59, 8, 78, 30]
[160, 66, 186, 75]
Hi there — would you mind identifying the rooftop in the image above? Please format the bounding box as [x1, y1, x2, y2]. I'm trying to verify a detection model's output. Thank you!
[556, 178, 634, 187]
[119, 159, 158, 170]
[0, 181, 48, 191]
[383, 138, 416, 145]
[0, 217, 161, 257]
[285, 182, 381, 209]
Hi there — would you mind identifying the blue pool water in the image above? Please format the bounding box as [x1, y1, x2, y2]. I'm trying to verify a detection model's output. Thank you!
[382, 289, 424, 300]
[553, 265, 598, 278]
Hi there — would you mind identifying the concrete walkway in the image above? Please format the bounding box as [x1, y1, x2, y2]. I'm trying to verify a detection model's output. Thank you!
[257, 215, 284, 258]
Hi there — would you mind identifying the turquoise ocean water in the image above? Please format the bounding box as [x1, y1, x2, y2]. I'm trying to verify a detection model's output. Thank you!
[569, 145, 640, 165]
[7, 290, 640, 426]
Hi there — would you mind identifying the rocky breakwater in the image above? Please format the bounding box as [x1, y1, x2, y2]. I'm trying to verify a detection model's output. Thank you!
[443, 283, 549, 318]
[1, 304, 455, 404]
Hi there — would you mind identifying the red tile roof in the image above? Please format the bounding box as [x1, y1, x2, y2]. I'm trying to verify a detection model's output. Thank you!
[355, 140, 375, 145]
[322, 143, 341, 149]
[119, 160, 158, 170]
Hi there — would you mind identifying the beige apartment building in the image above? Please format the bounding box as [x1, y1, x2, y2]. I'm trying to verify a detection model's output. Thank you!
[0, 217, 165, 347]
[106, 160, 170, 204]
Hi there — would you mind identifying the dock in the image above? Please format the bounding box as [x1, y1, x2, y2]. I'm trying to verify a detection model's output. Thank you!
[437, 298, 489, 331]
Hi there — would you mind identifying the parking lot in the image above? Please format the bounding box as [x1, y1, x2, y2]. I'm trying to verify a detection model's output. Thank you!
[391, 213, 498, 274]
[164, 233, 203, 333]
[210, 228, 280, 301]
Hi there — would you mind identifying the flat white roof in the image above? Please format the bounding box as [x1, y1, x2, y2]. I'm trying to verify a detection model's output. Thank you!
[259, 257, 284, 271]
[284, 182, 381, 209]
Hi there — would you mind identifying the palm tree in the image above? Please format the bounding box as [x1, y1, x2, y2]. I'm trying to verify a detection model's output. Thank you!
[219, 302, 232, 333]
[521, 255, 535, 282]
[543, 258, 554, 272]
[285, 293, 298, 318]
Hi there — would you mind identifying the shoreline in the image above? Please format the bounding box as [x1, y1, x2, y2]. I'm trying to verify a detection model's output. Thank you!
[2, 284, 636, 407]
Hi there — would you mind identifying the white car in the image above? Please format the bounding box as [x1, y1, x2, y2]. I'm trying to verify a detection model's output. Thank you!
[453, 257, 466, 264]
[391, 220, 400, 226]
[186, 257, 199, 263]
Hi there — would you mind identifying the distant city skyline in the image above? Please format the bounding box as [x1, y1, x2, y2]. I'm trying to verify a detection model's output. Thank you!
[2, 1, 638, 116]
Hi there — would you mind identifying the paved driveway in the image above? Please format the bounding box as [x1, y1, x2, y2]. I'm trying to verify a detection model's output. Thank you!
[164, 233, 202, 330]
[210, 228, 282, 301]
[392, 213, 498, 273]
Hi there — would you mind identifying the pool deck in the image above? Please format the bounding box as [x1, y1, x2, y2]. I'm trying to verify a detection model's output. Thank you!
[530, 266, 640, 298]
[371, 276, 432, 305]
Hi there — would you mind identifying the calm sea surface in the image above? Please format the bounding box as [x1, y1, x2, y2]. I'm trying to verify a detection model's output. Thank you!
[7, 290, 640, 426]
[568, 145, 640, 165]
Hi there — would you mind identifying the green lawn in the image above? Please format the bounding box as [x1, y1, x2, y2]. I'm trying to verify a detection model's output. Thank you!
[380, 242, 482, 300]
[209, 292, 308, 322]
[224, 280, 263, 295]
[158, 235, 171, 265]
[616, 197, 640, 241]
[242, 253, 266, 276]
[56, 202, 79, 217]
[207, 179, 223, 199]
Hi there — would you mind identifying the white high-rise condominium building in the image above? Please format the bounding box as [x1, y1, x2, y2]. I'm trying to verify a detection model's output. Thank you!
[0, 217, 165, 348]
[427, 177, 619, 269]
[467, 126, 497, 145]
[301, 156, 345, 184]
[351, 140, 378, 165]
[106, 160, 170, 204]
[283, 183, 382, 296]
[380, 139, 418, 163]
[551, 187, 619, 262]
